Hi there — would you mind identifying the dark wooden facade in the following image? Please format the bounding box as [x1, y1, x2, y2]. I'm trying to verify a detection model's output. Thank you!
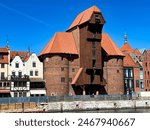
[67, 12, 106, 95]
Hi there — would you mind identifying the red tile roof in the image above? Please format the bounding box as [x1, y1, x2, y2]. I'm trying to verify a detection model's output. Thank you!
[101, 34, 124, 56]
[120, 43, 133, 53]
[123, 53, 138, 67]
[39, 32, 78, 56]
[0, 47, 8, 53]
[0, 55, 8, 64]
[133, 49, 141, 56]
[146, 50, 150, 55]
[0, 47, 9, 64]
[68, 6, 101, 30]
[10, 51, 29, 61]
[133, 49, 142, 58]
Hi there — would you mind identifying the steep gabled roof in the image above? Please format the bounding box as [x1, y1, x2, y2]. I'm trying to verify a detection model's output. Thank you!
[101, 33, 124, 56]
[68, 5, 101, 30]
[120, 42, 133, 53]
[146, 50, 150, 55]
[123, 53, 138, 67]
[39, 32, 78, 56]
[133, 49, 141, 57]
[10, 51, 29, 61]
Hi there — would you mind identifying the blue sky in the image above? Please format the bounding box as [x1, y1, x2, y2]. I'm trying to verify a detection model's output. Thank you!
[0, 0, 150, 54]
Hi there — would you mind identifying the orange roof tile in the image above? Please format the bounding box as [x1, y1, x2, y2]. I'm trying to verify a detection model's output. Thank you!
[133, 49, 141, 57]
[10, 51, 30, 61]
[68, 6, 101, 30]
[123, 53, 138, 67]
[146, 50, 150, 55]
[120, 42, 133, 53]
[0, 47, 9, 63]
[0, 55, 8, 64]
[39, 32, 78, 56]
[0, 47, 8, 53]
[101, 33, 124, 56]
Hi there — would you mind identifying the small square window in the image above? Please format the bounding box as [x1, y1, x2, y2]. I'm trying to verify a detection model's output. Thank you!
[69, 78, 72, 82]
[61, 77, 65, 83]
[30, 71, 33, 76]
[12, 72, 15, 76]
[32, 62, 36, 67]
[15, 63, 19, 68]
[1, 72, 5, 80]
[72, 68, 75, 72]
[1, 64, 5, 68]
[19, 72, 22, 78]
[146, 62, 148, 67]
[61, 67, 64, 71]
[35, 71, 38, 76]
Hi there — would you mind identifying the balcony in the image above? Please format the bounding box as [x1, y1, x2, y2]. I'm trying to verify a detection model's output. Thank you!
[11, 75, 30, 81]
[0, 77, 8, 81]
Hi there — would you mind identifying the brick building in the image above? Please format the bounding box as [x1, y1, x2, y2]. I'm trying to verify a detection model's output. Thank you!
[0, 47, 10, 97]
[121, 35, 142, 94]
[143, 50, 150, 91]
[39, 6, 125, 96]
[101, 34, 124, 95]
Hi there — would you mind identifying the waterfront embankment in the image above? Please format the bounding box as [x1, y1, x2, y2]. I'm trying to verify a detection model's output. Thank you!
[46, 99, 150, 112]
[0, 97, 150, 113]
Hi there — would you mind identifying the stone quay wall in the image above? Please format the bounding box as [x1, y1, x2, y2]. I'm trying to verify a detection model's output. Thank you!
[0, 98, 150, 113]
[47, 99, 150, 112]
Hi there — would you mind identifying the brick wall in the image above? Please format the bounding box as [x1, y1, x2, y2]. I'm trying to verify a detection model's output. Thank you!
[143, 53, 150, 91]
[43, 54, 79, 96]
[134, 67, 140, 92]
[103, 57, 124, 94]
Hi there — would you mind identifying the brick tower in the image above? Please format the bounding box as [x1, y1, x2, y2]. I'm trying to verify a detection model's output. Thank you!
[66, 6, 106, 95]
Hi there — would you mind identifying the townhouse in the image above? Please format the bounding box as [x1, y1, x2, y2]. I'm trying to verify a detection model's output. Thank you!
[120, 35, 144, 94]
[0, 47, 46, 97]
[0, 47, 10, 97]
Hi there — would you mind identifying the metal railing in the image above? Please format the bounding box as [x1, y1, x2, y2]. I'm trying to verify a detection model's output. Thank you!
[0, 94, 133, 104]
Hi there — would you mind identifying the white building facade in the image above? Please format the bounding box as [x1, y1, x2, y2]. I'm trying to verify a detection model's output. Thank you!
[25, 53, 45, 97]
[9, 55, 30, 97]
[8, 52, 45, 97]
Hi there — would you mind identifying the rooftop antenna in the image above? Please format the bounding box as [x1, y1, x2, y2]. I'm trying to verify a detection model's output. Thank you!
[27, 46, 30, 56]
[28, 46, 30, 53]
[124, 33, 128, 44]
[6, 35, 9, 48]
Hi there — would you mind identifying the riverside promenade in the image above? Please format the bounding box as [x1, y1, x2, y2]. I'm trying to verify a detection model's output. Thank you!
[0, 95, 150, 112]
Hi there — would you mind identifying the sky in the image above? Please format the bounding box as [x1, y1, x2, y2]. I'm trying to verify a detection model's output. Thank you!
[0, 0, 150, 54]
